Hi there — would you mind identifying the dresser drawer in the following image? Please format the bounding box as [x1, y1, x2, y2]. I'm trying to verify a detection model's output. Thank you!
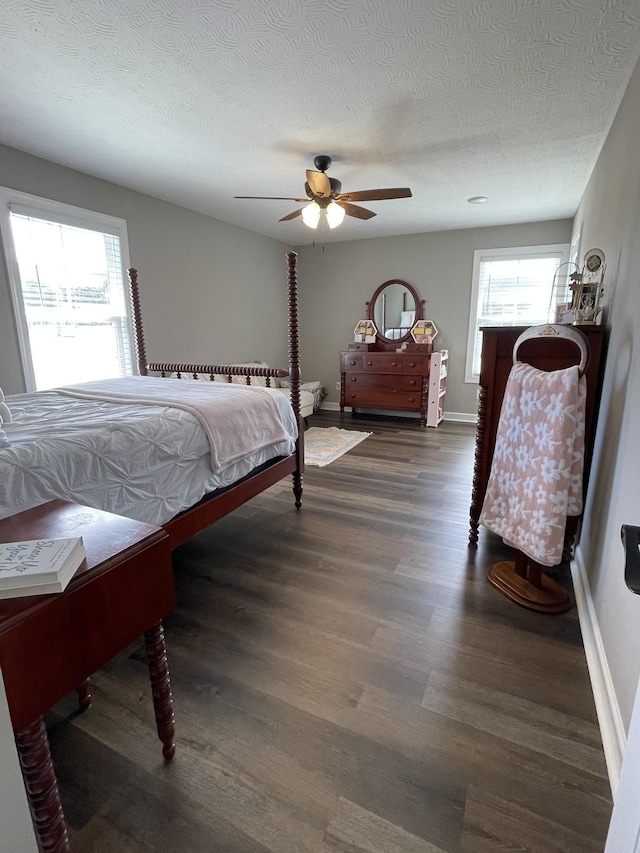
[344, 388, 423, 411]
[340, 352, 429, 374]
[344, 372, 424, 392]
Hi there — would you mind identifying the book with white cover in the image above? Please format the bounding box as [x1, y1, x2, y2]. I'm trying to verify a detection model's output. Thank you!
[0, 537, 86, 599]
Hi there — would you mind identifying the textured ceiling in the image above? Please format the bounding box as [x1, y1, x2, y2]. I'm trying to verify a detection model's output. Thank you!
[1, 0, 640, 245]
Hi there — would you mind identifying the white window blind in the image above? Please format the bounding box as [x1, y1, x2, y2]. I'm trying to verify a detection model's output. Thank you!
[0, 187, 133, 391]
[465, 244, 569, 382]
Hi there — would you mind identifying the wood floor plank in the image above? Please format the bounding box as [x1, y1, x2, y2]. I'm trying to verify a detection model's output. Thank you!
[47, 718, 270, 853]
[325, 797, 449, 852]
[421, 669, 608, 777]
[461, 785, 605, 853]
[42, 412, 612, 852]
[51, 683, 334, 853]
[351, 685, 611, 842]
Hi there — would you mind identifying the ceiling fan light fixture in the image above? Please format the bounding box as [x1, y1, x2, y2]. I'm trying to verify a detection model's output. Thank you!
[236, 155, 412, 228]
[326, 201, 345, 229]
[301, 201, 321, 228]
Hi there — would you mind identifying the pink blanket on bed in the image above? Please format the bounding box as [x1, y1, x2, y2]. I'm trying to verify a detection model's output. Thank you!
[479, 362, 586, 567]
[56, 376, 291, 474]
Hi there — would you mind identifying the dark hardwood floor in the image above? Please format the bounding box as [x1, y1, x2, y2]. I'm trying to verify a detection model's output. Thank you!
[46, 410, 612, 852]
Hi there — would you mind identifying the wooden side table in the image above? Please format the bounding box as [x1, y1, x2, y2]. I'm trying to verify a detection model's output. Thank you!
[0, 500, 177, 853]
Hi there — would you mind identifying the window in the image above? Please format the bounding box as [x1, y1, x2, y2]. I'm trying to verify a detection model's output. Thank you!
[0, 188, 134, 391]
[465, 243, 569, 382]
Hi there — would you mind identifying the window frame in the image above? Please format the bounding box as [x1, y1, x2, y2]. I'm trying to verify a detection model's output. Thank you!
[0, 186, 133, 391]
[464, 243, 570, 383]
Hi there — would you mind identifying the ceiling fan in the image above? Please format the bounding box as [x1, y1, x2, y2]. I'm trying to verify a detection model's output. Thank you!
[234, 154, 412, 229]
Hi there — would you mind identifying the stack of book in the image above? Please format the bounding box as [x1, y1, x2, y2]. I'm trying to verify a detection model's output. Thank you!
[0, 537, 86, 599]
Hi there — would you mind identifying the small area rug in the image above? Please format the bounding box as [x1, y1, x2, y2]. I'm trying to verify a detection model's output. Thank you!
[304, 427, 372, 467]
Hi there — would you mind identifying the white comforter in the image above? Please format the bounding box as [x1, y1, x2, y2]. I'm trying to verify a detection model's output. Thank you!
[0, 378, 298, 526]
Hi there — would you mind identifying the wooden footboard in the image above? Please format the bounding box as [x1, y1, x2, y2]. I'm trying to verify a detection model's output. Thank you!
[144, 361, 288, 386]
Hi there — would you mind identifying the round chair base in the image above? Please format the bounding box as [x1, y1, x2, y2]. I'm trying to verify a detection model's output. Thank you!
[487, 561, 573, 614]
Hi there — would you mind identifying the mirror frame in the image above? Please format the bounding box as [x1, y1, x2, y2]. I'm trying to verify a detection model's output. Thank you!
[366, 279, 425, 344]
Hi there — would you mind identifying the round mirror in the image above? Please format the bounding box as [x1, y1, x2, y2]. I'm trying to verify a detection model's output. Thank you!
[368, 279, 422, 343]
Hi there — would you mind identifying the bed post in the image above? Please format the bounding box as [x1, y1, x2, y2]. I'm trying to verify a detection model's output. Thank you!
[287, 251, 304, 509]
[128, 267, 149, 376]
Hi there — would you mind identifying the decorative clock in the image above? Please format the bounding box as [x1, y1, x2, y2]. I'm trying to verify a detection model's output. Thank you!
[575, 248, 605, 324]
[584, 248, 605, 274]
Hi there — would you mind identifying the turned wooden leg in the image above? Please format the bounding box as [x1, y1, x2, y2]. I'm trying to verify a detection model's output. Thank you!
[293, 426, 303, 509]
[292, 471, 303, 509]
[469, 384, 487, 547]
[76, 678, 92, 710]
[15, 717, 69, 853]
[144, 620, 176, 761]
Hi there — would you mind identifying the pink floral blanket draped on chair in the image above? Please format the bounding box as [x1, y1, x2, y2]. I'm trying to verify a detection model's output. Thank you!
[479, 362, 587, 567]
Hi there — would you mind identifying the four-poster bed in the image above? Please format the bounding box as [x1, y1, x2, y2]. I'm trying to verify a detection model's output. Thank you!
[0, 252, 305, 548]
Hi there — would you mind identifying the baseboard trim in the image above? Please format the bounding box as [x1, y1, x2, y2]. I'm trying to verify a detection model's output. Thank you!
[572, 544, 626, 794]
[444, 411, 477, 423]
[319, 402, 477, 424]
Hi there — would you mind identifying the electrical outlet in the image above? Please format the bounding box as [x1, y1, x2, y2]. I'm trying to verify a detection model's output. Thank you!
[335, 381, 341, 390]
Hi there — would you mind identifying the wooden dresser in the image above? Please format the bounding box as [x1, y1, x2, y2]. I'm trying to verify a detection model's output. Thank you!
[469, 324, 607, 551]
[340, 350, 431, 426]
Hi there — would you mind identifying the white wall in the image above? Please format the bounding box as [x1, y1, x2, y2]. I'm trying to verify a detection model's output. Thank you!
[0, 142, 572, 417]
[571, 55, 640, 737]
[0, 669, 38, 853]
[0, 144, 292, 395]
[294, 219, 572, 417]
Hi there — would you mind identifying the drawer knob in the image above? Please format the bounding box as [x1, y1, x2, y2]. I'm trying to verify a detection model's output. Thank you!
[350, 377, 357, 382]
[391, 361, 398, 367]
[366, 360, 373, 366]
[350, 360, 356, 366]
[408, 397, 415, 403]
[409, 379, 416, 385]
[350, 393, 356, 399]
[410, 362, 416, 367]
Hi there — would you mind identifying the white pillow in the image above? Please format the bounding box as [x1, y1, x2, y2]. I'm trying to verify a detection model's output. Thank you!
[0, 387, 11, 424]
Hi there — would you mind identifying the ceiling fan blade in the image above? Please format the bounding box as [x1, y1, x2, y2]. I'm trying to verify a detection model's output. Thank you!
[279, 208, 304, 222]
[339, 201, 377, 220]
[336, 188, 413, 202]
[306, 169, 332, 198]
[235, 196, 308, 202]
